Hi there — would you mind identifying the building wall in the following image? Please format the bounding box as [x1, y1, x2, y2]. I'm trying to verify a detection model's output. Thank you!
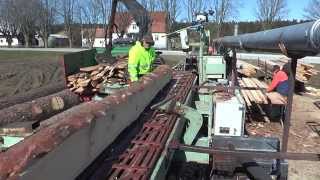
[93, 38, 105, 48]
[127, 22, 140, 34]
[0, 37, 19, 47]
[89, 33, 167, 49]
[90, 33, 129, 48]
[152, 33, 167, 49]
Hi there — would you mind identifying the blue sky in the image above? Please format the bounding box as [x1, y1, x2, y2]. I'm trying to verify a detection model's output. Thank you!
[238, 1, 309, 21]
[178, 0, 311, 22]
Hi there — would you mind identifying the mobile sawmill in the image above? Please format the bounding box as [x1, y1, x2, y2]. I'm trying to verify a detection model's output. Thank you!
[0, 1, 320, 180]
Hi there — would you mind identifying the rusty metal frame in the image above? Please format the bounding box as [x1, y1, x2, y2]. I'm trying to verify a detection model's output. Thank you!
[169, 141, 320, 161]
[107, 72, 196, 180]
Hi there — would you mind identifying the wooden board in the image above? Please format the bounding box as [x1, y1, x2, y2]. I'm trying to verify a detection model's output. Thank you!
[266, 92, 287, 105]
[79, 65, 101, 72]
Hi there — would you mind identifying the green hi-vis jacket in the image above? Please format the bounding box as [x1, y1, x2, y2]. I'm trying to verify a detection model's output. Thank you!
[128, 41, 156, 81]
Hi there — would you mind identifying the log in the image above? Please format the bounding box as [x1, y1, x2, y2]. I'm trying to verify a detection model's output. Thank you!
[0, 90, 80, 126]
[66, 61, 130, 95]
[0, 82, 66, 110]
[78, 79, 91, 87]
[80, 65, 101, 72]
[0, 121, 38, 136]
[74, 87, 85, 94]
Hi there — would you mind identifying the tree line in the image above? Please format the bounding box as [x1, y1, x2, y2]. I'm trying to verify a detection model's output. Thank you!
[0, 0, 319, 48]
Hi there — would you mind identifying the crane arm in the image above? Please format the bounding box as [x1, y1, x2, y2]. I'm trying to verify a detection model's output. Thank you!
[105, 0, 150, 57]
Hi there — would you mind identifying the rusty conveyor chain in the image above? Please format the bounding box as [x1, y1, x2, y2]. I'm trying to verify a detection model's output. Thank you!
[108, 71, 196, 180]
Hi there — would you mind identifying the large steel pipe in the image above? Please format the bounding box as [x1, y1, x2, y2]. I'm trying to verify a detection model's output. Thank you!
[214, 20, 320, 57]
[0, 65, 172, 180]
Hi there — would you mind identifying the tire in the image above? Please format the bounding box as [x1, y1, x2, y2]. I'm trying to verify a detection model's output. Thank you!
[178, 162, 208, 180]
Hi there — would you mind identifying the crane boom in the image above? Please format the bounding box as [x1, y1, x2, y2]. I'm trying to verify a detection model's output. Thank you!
[105, 0, 150, 57]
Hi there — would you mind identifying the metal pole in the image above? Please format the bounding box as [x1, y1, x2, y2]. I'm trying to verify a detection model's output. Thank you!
[281, 58, 297, 152]
[105, 0, 118, 57]
[170, 142, 320, 161]
[231, 49, 237, 90]
[199, 29, 204, 84]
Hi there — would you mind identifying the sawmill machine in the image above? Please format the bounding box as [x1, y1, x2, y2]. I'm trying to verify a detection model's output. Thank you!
[154, 19, 320, 179]
[2, 10, 320, 180]
[105, 17, 320, 179]
[89, 16, 320, 180]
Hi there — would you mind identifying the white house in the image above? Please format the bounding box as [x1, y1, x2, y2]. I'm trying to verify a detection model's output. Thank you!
[84, 12, 168, 49]
[0, 32, 19, 47]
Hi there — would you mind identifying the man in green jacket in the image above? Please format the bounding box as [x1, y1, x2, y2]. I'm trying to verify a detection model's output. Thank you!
[128, 35, 156, 82]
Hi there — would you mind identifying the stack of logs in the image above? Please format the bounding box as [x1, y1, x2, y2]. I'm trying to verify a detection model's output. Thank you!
[67, 61, 128, 95]
[239, 77, 268, 107]
[258, 58, 318, 82]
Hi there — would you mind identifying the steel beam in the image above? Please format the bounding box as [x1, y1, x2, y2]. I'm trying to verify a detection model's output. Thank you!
[0, 65, 172, 180]
[169, 142, 320, 161]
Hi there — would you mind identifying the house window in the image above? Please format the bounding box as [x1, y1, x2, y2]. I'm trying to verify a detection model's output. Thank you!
[132, 24, 137, 30]
[0, 39, 3, 43]
[154, 35, 159, 41]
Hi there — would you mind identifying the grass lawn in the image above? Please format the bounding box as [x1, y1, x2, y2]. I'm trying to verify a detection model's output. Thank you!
[0, 50, 67, 61]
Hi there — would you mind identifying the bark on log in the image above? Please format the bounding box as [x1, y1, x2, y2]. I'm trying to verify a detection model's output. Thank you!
[0, 90, 80, 126]
[0, 82, 66, 110]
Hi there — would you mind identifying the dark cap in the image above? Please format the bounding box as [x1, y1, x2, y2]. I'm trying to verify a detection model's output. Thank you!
[142, 34, 155, 45]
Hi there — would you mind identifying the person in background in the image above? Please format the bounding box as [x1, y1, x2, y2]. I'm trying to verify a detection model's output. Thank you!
[267, 63, 290, 97]
[128, 34, 156, 82]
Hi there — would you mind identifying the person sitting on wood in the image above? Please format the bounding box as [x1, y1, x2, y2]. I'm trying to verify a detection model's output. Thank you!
[267, 63, 290, 104]
[128, 34, 156, 82]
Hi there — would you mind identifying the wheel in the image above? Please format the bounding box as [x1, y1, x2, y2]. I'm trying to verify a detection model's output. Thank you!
[178, 162, 208, 180]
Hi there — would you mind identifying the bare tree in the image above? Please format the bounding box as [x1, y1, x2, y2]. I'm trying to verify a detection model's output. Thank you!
[95, 0, 112, 29]
[184, 0, 206, 22]
[115, 5, 132, 38]
[139, 0, 160, 12]
[256, 0, 288, 29]
[159, 0, 180, 29]
[58, 0, 79, 48]
[304, 0, 320, 20]
[37, 0, 57, 48]
[0, 0, 17, 47]
[8, 0, 42, 47]
[213, 0, 240, 37]
[80, 0, 102, 48]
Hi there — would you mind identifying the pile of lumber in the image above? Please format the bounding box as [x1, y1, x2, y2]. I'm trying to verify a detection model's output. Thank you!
[279, 58, 318, 82]
[67, 61, 128, 95]
[306, 86, 320, 97]
[258, 58, 318, 82]
[239, 77, 268, 106]
[237, 60, 260, 77]
[295, 62, 318, 82]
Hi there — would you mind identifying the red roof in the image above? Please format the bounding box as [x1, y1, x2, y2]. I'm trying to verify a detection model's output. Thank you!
[150, 12, 168, 33]
[95, 12, 168, 38]
[95, 28, 106, 38]
[114, 11, 168, 33]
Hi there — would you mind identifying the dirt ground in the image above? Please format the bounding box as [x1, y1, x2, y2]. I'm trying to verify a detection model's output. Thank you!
[245, 63, 320, 180]
[0, 51, 66, 99]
